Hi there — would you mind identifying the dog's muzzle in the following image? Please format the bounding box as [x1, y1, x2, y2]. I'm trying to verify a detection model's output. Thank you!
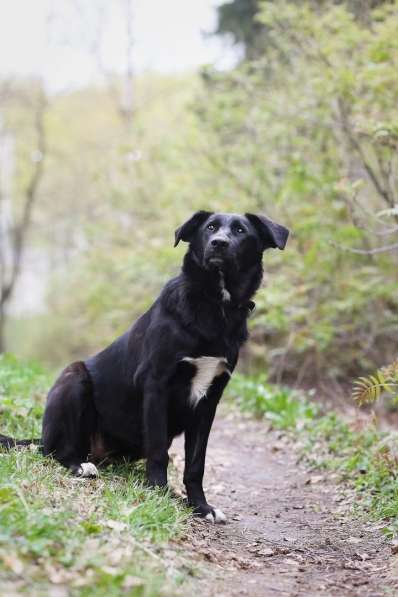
[204, 235, 232, 269]
[204, 248, 231, 269]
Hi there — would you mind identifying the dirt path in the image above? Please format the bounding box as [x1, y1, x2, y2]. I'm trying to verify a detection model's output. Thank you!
[170, 412, 397, 596]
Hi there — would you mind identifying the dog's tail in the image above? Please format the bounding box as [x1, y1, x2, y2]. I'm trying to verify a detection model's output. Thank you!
[0, 433, 42, 451]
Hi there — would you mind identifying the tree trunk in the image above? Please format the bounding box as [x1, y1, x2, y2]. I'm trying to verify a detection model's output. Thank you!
[0, 88, 47, 354]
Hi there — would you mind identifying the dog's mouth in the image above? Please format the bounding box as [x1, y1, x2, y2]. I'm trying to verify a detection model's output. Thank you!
[207, 256, 225, 267]
[204, 249, 233, 271]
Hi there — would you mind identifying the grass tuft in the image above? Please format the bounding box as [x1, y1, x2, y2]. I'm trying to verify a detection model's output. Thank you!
[228, 372, 317, 429]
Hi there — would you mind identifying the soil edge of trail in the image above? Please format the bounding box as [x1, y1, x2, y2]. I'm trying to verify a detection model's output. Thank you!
[170, 412, 398, 596]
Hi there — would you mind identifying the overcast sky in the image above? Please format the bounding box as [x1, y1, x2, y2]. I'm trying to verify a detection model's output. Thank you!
[0, 0, 238, 93]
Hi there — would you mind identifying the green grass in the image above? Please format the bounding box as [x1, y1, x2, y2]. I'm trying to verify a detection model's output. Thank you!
[0, 354, 52, 438]
[303, 413, 398, 538]
[228, 372, 317, 429]
[4, 355, 398, 593]
[0, 355, 191, 595]
[228, 372, 398, 539]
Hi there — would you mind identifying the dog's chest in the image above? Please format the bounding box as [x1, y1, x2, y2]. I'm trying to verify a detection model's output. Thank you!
[182, 356, 230, 407]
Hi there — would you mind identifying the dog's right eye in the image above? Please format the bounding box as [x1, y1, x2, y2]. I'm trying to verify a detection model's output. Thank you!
[207, 224, 216, 231]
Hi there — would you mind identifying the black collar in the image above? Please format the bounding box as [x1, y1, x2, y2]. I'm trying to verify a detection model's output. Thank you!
[224, 298, 256, 317]
[240, 300, 256, 317]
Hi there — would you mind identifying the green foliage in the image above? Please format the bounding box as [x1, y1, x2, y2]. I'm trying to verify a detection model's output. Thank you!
[306, 409, 398, 539]
[197, 1, 398, 382]
[214, 1, 393, 59]
[0, 354, 51, 437]
[228, 373, 317, 428]
[353, 359, 398, 404]
[4, 3, 398, 385]
[304, 413, 398, 537]
[215, 0, 265, 59]
[7, 75, 208, 362]
[0, 357, 190, 594]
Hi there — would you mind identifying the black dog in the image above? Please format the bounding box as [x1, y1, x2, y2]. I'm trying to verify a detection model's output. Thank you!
[0, 211, 288, 522]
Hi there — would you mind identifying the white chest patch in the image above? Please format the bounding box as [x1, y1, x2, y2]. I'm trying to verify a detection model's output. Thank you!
[219, 272, 231, 302]
[182, 356, 231, 407]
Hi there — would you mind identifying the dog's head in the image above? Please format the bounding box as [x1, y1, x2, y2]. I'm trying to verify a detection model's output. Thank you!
[174, 211, 289, 272]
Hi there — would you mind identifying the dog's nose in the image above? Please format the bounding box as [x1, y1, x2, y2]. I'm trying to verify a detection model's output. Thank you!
[211, 237, 229, 249]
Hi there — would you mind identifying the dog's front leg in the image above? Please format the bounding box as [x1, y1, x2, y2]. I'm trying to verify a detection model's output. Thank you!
[143, 378, 169, 488]
[184, 374, 229, 523]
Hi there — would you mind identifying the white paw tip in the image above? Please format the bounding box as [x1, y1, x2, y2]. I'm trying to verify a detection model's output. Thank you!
[78, 462, 99, 478]
[203, 509, 226, 524]
[213, 508, 227, 524]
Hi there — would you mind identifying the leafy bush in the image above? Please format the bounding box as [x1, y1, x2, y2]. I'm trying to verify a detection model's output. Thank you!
[195, 1, 398, 382]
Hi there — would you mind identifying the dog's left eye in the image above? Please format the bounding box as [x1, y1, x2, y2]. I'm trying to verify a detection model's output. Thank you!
[236, 227, 245, 234]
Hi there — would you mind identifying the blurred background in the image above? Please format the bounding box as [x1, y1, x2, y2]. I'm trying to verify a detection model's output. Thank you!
[0, 0, 397, 395]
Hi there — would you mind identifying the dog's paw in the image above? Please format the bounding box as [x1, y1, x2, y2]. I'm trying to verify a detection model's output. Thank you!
[194, 504, 227, 524]
[76, 462, 99, 478]
[204, 508, 227, 524]
[146, 478, 168, 490]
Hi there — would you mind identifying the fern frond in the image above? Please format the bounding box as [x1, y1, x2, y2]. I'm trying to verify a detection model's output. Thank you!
[352, 373, 384, 405]
[353, 360, 398, 405]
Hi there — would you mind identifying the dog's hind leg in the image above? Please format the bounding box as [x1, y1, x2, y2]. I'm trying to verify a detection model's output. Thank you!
[42, 362, 98, 477]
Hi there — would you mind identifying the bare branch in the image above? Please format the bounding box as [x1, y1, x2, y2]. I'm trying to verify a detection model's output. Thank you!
[90, 0, 134, 125]
[336, 98, 395, 208]
[330, 240, 398, 255]
[0, 90, 47, 309]
[375, 225, 398, 236]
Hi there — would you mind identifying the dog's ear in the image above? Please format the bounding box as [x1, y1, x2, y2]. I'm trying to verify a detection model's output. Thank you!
[245, 213, 289, 251]
[174, 211, 213, 247]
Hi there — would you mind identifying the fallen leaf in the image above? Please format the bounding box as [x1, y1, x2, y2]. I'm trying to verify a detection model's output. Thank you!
[2, 554, 24, 575]
[106, 520, 127, 532]
[260, 548, 275, 557]
[123, 576, 144, 589]
[344, 561, 362, 571]
[45, 564, 71, 584]
[309, 475, 324, 484]
[347, 536, 362, 544]
[356, 552, 370, 561]
[391, 540, 398, 554]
